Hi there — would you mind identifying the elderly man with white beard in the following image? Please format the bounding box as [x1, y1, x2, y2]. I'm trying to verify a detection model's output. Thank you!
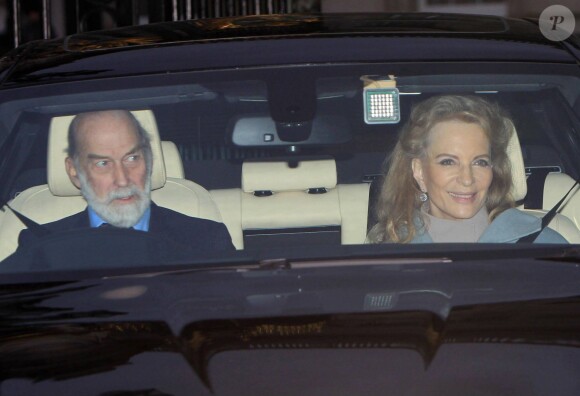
[17, 110, 234, 253]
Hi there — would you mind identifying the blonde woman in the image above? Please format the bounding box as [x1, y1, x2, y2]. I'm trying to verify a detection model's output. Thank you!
[367, 95, 566, 244]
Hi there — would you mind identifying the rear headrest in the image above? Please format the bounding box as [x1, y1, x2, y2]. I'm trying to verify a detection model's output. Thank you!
[506, 120, 527, 202]
[47, 110, 166, 197]
[242, 159, 337, 193]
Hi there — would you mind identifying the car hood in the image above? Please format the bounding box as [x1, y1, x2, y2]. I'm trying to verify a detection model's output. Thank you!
[1, 254, 580, 395]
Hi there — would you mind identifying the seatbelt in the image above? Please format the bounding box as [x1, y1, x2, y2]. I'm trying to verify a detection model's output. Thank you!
[4, 203, 51, 238]
[366, 174, 384, 233]
[517, 179, 579, 243]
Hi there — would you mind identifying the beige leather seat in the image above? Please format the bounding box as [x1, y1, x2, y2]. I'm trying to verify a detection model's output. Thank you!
[507, 123, 580, 243]
[210, 159, 369, 250]
[542, 173, 579, 231]
[161, 141, 185, 178]
[0, 110, 223, 261]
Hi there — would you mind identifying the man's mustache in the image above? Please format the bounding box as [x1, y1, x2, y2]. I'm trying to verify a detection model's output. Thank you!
[106, 185, 142, 203]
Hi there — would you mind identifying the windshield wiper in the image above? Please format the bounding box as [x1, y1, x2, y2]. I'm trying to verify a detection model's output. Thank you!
[258, 256, 453, 270]
[542, 246, 580, 264]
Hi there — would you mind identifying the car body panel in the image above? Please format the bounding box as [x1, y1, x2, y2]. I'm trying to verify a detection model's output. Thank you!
[0, 13, 577, 88]
[1, 256, 580, 395]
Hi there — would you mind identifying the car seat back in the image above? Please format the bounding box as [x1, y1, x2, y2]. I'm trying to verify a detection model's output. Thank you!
[542, 173, 579, 231]
[508, 121, 580, 243]
[211, 159, 370, 250]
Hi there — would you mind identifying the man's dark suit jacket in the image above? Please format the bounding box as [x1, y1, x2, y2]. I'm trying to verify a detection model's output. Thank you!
[18, 202, 235, 253]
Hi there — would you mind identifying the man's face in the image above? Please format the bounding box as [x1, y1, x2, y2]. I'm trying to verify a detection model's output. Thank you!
[65, 112, 151, 228]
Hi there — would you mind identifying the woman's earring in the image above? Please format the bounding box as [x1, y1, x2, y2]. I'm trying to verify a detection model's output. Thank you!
[419, 191, 428, 202]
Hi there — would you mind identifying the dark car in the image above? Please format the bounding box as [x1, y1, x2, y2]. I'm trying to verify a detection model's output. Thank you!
[0, 13, 579, 395]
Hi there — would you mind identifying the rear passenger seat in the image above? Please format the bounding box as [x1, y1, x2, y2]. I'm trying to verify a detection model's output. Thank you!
[210, 159, 370, 250]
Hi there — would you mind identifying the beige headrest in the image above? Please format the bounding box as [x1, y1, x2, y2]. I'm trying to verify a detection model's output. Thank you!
[506, 120, 527, 202]
[161, 141, 185, 178]
[47, 110, 166, 196]
[242, 159, 337, 193]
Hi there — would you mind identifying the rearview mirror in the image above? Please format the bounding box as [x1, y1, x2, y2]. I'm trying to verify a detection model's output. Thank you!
[231, 114, 352, 146]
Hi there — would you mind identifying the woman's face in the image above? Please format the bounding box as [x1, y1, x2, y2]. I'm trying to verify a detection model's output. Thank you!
[411, 119, 493, 220]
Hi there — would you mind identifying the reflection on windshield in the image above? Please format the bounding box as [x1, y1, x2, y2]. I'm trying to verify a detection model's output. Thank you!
[3, 296, 579, 389]
[181, 297, 580, 388]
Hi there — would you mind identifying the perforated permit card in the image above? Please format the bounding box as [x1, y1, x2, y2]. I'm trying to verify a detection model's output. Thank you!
[361, 75, 401, 125]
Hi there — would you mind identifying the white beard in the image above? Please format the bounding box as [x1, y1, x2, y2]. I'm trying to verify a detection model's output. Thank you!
[78, 171, 151, 228]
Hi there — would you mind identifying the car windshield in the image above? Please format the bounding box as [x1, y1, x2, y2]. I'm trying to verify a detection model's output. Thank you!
[0, 17, 579, 276]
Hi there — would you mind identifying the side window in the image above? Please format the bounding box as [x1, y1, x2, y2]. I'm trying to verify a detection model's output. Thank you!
[3, 112, 49, 201]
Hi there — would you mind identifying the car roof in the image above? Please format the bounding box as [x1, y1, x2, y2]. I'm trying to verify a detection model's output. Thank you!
[0, 13, 578, 87]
